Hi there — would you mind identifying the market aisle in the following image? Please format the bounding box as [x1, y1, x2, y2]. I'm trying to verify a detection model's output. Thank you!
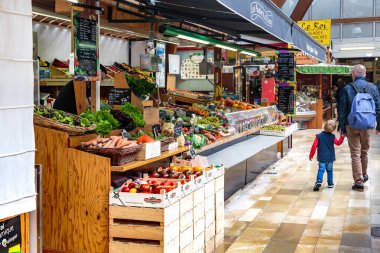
[218, 129, 380, 253]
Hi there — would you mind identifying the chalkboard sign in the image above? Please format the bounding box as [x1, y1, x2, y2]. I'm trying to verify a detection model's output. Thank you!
[174, 123, 183, 138]
[0, 215, 22, 252]
[152, 124, 161, 139]
[73, 11, 99, 81]
[277, 86, 295, 115]
[277, 53, 295, 81]
[122, 129, 131, 139]
[108, 88, 131, 106]
[189, 145, 196, 159]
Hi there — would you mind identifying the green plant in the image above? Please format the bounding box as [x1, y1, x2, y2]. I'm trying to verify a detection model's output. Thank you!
[126, 74, 156, 98]
[121, 103, 146, 128]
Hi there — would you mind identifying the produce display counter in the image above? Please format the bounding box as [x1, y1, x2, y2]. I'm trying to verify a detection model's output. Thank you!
[110, 146, 189, 172]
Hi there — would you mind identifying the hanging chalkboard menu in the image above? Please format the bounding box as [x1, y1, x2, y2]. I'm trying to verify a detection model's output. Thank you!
[108, 88, 131, 106]
[0, 215, 22, 253]
[277, 53, 295, 81]
[73, 11, 99, 81]
[277, 86, 295, 115]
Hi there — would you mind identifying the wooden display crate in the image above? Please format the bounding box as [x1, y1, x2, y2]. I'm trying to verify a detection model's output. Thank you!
[180, 225, 193, 250]
[180, 210, 193, 233]
[214, 175, 225, 193]
[205, 193, 215, 214]
[193, 216, 205, 239]
[205, 237, 215, 253]
[180, 241, 193, 253]
[136, 141, 161, 161]
[193, 232, 205, 253]
[205, 207, 216, 228]
[109, 203, 180, 253]
[193, 186, 205, 208]
[204, 179, 215, 199]
[180, 192, 194, 216]
[215, 229, 224, 250]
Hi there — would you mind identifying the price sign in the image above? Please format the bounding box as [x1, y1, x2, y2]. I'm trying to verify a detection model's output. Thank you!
[277, 53, 295, 81]
[108, 88, 131, 106]
[121, 129, 131, 139]
[174, 123, 183, 138]
[277, 85, 295, 115]
[0, 215, 22, 252]
[152, 124, 161, 139]
[189, 145, 196, 159]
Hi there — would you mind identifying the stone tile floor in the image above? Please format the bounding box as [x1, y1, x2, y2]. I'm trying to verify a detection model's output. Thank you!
[216, 129, 380, 253]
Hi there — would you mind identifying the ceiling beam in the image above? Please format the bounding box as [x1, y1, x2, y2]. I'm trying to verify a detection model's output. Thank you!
[290, 0, 313, 22]
[271, 0, 286, 8]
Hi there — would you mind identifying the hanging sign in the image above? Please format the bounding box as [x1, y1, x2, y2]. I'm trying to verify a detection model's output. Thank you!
[0, 216, 22, 253]
[261, 78, 276, 105]
[297, 19, 331, 46]
[73, 11, 100, 81]
[277, 52, 295, 81]
[108, 88, 131, 106]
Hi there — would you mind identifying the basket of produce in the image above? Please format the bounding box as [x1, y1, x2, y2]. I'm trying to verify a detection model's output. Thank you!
[160, 137, 175, 152]
[80, 136, 142, 165]
[34, 106, 96, 135]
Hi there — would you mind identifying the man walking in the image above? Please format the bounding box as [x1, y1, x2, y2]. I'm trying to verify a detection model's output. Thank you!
[339, 64, 380, 191]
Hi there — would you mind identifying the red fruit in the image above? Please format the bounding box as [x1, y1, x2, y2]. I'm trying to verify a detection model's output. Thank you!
[152, 185, 163, 194]
[181, 180, 186, 185]
[169, 181, 175, 186]
[128, 182, 136, 189]
[140, 184, 151, 192]
[151, 181, 157, 185]
[160, 181, 167, 186]
[121, 186, 130, 192]
[150, 172, 160, 178]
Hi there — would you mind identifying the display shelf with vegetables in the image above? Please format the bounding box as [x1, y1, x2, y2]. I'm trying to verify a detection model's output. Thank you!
[81, 109, 121, 136]
[34, 105, 96, 135]
[260, 123, 298, 137]
[120, 102, 146, 128]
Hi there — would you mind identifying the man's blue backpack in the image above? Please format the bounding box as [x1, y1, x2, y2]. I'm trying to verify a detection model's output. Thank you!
[348, 82, 376, 130]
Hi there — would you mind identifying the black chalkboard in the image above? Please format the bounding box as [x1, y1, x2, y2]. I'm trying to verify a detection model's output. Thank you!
[174, 123, 183, 138]
[277, 86, 295, 115]
[277, 53, 295, 81]
[108, 88, 131, 106]
[73, 11, 99, 81]
[152, 124, 161, 139]
[0, 215, 22, 252]
[189, 145, 196, 159]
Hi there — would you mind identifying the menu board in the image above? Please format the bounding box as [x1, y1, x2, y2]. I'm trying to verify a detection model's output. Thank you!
[73, 11, 99, 81]
[0, 216, 22, 253]
[277, 53, 295, 81]
[108, 88, 131, 106]
[277, 85, 295, 115]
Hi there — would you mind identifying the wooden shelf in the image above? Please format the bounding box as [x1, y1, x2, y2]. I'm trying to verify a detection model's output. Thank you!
[111, 146, 189, 172]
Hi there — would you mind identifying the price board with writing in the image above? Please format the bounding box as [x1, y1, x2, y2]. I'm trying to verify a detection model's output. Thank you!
[73, 11, 99, 81]
[277, 85, 295, 115]
[108, 88, 131, 106]
[277, 53, 295, 81]
[0, 215, 22, 253]
[174, 123, 183, 138]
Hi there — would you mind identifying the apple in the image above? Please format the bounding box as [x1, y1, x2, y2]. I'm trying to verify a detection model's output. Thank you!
[128, 182, 136, 189]
[121, 186, 130, 192]
[140, 184, 151, 192]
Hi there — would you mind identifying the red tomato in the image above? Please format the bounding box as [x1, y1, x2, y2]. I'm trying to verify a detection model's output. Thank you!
[128, 182, 136, 189]
[121, 186, 130, 192]
[140, 184, 151, 192]
[169, 181, 175, 186]
[152, 185, 163, 194]
[151, 181, 157, 185]
[160, 181, 167, 186]
[180, 180, 186, 185]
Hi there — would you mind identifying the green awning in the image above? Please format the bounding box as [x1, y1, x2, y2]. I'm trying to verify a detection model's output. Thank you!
[297, 64, 352, 75]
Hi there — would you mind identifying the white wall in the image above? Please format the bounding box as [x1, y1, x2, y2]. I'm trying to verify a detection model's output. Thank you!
[32, 22, 129, 65]
[131, 41, 146, 67]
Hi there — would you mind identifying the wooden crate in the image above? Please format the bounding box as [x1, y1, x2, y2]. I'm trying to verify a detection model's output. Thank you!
[215, 229, 224, 250]
[215, 205, 224, 234]
[205, 193, 215, 213]
[193, 216, 205, 238]
[193, 186, 205, 207]
[180, 210, 193, 233]
[214, 175, 224, 193]
[204, 180, 215, 199]
[205, 208, 215, 228]
[193, 232, 205, 253]
[180, 225, 193, 250]
[180, 192, 194, 216]
[109, 203, 180, 253]
[179, 241, 193, 253]
[205, 237, 215, 253]
[215, 188, 224, 207]
[136, 141, 161, 161]
[205, 222, 215, 243]
[193, 202, 205, 222]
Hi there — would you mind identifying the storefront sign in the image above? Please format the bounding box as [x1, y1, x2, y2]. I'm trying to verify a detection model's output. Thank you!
[277, 85, 295, 115]
[0, 216, 22, 253]
[108, 88, 131, 106]
[295, 52, 319, 65]
[277, 52, 295, 81]
[242, 56, 275, 65]
[297, 19, 331, 46]
[73, 11, 99, 81]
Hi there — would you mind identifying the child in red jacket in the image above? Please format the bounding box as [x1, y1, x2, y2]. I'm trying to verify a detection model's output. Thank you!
[309, 120, 345, 191]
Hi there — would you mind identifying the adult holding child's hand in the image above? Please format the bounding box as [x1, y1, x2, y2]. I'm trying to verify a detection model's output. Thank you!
[338, 64, 380, 191]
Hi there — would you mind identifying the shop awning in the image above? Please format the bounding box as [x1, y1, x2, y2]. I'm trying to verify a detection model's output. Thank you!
[137, 0, 326, 61]
[297, 64, 352, 75]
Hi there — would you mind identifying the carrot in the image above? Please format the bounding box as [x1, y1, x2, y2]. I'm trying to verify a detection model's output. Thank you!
[107, 136, 120, 148]
[101, 138, 110, 143]
[102, 140, 113, 148]
[82, 138, 98, 147]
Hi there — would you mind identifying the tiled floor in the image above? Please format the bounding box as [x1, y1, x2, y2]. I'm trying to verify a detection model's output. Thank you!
[217, 130, 380, 253]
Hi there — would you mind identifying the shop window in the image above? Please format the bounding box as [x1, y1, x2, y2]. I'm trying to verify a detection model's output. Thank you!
[377, 0, 380, 16]
[343, 0, 374, 18]
[376, 22, 380, 37]
[332, 24, 341, 39]
[311, 0, 340, 19]
[282, 0, 299, 16]
[342, 23, 373, 38]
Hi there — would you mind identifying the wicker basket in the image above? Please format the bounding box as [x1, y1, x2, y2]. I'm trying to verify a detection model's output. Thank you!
[160, 137, 175, 152]
[80, 144, 143, 165]
[34, 114, 96, 136]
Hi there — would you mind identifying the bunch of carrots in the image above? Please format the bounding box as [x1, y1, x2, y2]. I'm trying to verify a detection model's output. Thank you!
[81, 136, 138, 149]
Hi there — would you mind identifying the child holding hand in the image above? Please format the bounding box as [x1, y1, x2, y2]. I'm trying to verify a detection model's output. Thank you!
[309, 120, 345, 191]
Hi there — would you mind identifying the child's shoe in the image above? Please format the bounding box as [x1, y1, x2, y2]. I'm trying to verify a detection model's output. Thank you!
[313, 183, 321, 191]
[328, 184, 334, 188]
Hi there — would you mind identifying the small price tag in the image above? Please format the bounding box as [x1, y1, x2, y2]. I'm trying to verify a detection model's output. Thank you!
[122, 129, 131, 139]
[189, 145, 196, 159]
[152, 124, 161, 139]
[174, 122, 183, 138]
[195, 127, 200, 133]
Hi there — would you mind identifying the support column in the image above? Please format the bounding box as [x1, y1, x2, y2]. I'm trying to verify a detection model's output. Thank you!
[214, 47, 223, 100]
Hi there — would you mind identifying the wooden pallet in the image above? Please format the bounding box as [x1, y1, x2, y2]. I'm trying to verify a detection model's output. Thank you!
[109, 203, 180, 253]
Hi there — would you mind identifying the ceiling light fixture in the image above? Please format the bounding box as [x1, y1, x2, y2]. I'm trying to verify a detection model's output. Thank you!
[240, 50, 258, 57]
[215, 44, 237, 51]
[177, 34, 210, 45]
[340, 46, 375, 51]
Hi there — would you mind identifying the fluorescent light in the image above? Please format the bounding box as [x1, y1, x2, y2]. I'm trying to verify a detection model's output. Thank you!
[240, 50, 257, 57]
[177, 34, 210, 45]
[340, 47, 375, 51]
[67, 0, 79, 3]
[215, 44, 237, 51]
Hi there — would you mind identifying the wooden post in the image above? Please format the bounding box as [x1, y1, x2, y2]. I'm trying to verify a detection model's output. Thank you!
[74, 81, 87, 114]
[214, 47, 222, 100]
